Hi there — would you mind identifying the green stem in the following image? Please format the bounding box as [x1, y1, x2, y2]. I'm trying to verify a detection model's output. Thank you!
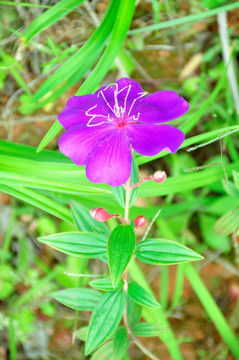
[122, 178, 160, 360]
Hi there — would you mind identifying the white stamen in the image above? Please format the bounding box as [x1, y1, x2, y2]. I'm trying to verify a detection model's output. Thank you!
[86, 104, 112, 127]
[128, 91, 148, 117]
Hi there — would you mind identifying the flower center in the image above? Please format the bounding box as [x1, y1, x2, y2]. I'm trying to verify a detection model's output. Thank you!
[86, 83, 147, 127]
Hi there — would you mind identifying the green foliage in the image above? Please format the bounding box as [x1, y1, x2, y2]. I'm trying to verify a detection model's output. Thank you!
[89, 278, 124, 292]
[214, 209, 239, 236]
[38, 232, 108, 258]
[2, 0, 239, 358]
[85, 290, 126, 355]
[132, 323, 165, 337]
[113, 327, 130, 360]
[70, 200, 109, 234]
[107, 225, 136, 288]
[51, 288, 102, 311]
[22, 0, 85, 44]
[136, 238, 203, 265]
[128, 282, 161, 309]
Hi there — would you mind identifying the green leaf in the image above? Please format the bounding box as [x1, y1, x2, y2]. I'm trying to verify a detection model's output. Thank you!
[107, 225, 136, 288]
[202, 0, 230, 10]
[90, 340, 114, 360]
[112, 155, 139, 208]
[85, 290, 126, 355]
[113, 327, 130, 360]
[38, 232, 107, 258]
[35, 0, 126, 150]
[0, 185, 73, 223]
[223, 179, 239, 199]
[89, 278, 124, 292]
[185, 263, 239, 360]
[74, 326, 88, 341]
[37, 121, 63, 153]
[51, 288, 102, 311]
[128, 282, 161, 308]
[22, 0, 85, 44]
[132, 323, 165, 337]
[33, 0, 119, 102]
[199, 214, 231, 251]
[214, 209, 239, 236]
[136, 238, 203, 265]
[0, 170, 108, 195]
[138, 162, 239, 197]
[233, 171, 239, 189]
[129, 1, 239, 34]
[70, 201, 109, 234]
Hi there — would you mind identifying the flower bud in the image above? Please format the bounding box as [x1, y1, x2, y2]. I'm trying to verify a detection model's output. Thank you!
[90, 208, 113, 222]
[134, 215, 146, 228]
[153, 170, 167, 183]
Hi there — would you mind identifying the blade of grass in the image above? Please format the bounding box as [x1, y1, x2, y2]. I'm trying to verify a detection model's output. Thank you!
[1, 203, 16, 264]
[138, 161, 239, 197]
[37, 0, 136, 151]
[8, 318, 17, 360]
[32, 0, 120, 101]
[22, 0, 85, 44]
[0, 170, 109, 195]
[0, 185, 73, 224]
[184, 263, 239, 359]
[129, 1, 239, 34]
[129, 261, 183, 360]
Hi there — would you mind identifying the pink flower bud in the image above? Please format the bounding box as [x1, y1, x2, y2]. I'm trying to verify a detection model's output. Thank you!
[134, 215, 146, 228]
[90, 208, 113, 222]
[153, 170, 167, 183]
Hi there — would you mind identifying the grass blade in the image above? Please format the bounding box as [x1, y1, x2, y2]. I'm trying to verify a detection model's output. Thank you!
[22, 0, 85, 44]
[129, 1, 239, 34]
[0, 185, 73, 223]
[185, 263, 239, 359]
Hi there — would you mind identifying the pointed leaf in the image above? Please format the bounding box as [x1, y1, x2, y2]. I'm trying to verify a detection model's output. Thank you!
[136, 238, 203, 265]
[222, 179, 239, 198]
[85, 290, 126, 355]
[132, 323, 166, 337]
[51, 288, 102, 311]
[215, 209, 239, 236]
[128, 282, 160, 308]
[38, 232, 107, 258]
[233, 170, 239, 189]
[113, 327, 130, 360]
[107, 225, 136, 288]
[89, 278, 124, 292]
[74, 327, 88, 341]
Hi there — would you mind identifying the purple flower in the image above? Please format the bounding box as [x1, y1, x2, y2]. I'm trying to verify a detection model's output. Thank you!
[58, 78, 189, 186]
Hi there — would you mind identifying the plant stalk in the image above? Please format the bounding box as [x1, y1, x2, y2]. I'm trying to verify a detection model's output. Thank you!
[122, 177, 160, 360]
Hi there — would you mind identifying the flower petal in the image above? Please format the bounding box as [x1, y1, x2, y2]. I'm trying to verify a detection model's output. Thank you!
[132, 91, 189, 123]
[86, 129, 132, 186]
[125, 124, 185, 156]
[58, 123, 113, 165]
[95, 78, 145, 114]
[58, 94, 112, 130]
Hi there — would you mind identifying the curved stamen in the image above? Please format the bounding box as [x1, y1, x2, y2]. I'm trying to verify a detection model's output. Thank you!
[127, 91, 148, 117]
[98, 89, 115, 114]
[86, 105, 113, 127]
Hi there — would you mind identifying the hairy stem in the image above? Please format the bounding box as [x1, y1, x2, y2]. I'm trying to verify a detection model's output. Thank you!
[122, 177, 160, 360]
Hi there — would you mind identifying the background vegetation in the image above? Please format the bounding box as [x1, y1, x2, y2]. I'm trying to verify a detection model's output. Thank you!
[0, 0, 239, 359]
